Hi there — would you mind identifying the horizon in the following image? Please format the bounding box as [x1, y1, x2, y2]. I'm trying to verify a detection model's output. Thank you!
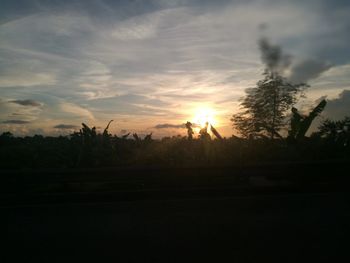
[1, 0, 350, 137]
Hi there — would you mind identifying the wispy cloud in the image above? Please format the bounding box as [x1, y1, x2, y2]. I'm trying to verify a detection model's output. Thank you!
[60, 102, 94, 120]
[2, 119, 30, 124]
[0, 71, 56, 88]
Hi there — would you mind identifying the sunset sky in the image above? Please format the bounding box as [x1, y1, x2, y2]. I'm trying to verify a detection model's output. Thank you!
[0, 0, 349, 137]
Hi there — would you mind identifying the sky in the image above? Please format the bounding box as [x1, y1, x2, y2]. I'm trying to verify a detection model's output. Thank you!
[0, 0, 349, 137]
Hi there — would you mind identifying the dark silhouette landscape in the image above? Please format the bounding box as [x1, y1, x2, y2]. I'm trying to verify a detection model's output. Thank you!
[2, 1, 350, 262]
[2, 87, 350, 262]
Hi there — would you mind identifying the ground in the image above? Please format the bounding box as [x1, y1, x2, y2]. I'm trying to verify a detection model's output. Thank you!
[2, 163, 350, 262]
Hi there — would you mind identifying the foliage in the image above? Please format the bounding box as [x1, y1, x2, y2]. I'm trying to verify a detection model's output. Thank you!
[313, 117, 350, 146]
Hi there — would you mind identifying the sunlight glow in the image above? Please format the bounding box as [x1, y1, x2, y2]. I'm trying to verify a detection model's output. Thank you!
[192, 107, 217, 128]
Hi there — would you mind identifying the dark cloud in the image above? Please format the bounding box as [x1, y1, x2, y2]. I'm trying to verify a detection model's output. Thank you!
[9, 99, 42, 107]
[258, 37, 333, 84]
[53, 124, 79, 129]
[11, 112, 26, 116]
[289, 59, 332, 84]
[2, 119, 30, 124]
[258, 37, 291, 72]
[154, 123, 186, 129]
[154, 123, 201, 129]
[323, 90, 350, 120]
[0, 0, 38, 25]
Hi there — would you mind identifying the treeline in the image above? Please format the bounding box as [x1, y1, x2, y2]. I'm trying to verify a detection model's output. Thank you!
[0, 117, 349, 169]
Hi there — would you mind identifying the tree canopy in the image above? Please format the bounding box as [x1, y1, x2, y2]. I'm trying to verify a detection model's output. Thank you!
[232, 38, 308, 138]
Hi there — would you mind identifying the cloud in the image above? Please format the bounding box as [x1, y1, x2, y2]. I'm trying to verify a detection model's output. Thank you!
[0, 48, 57, 88]
[289, 59, 332, 84]
[309, 64, 350, 90]
[2, 119, 30, 124]
[1, 1, 350, 137]
[0, 72, 56, 88]
[303, 63, 350, 102]
[85, 94, 175, 117]
[111, 10, 162, 40]
[9, 99, 42, 107]
[60, 102, 94, 120]
[53, 124, 79, 129]
[305, 89, 350, 134]
[323, 89, 350, 120]
[154, 123, 186, 129]
[257, 37, 332, 84]
[258, 37, 290, 72]
[153, 122, 201, 129]
[0, 97, 43, 123]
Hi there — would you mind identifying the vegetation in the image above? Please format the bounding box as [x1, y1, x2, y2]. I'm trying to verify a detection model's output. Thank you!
[312, 116, 350, 146]
[0, 115, 349, 169]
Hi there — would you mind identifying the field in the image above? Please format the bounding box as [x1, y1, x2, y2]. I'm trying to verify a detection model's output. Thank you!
[3, 162, 350, 262]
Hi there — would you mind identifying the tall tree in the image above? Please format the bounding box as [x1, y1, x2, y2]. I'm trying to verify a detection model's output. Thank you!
[231, 38, 307, 138]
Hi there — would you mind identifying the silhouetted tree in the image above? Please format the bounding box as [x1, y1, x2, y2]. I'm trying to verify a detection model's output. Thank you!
[185, 121, 194, 140]
[0, 131, 13, 138]
[232, 38, 307, 138]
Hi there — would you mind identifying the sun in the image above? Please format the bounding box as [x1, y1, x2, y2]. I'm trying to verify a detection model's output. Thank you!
[192, 107, 217, 128]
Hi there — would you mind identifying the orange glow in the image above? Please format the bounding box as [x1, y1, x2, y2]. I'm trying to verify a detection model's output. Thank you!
[192, 107, 217, 128]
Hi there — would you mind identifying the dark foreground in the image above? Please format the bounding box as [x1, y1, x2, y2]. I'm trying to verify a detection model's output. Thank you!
[3, 163, 350, 262]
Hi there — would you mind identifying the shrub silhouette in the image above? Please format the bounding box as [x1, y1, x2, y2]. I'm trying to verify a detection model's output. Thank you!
[312, 117, 350, 152]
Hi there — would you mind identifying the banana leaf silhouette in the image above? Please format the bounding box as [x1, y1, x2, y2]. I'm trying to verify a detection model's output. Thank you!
[103, 120, 113, 137]
[289, 99, 327, 140]
[297, 99, 327, 140]
[210, 124, 223, 140]
[121, 133, 130, 139]
[144, 133, 153, 141]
